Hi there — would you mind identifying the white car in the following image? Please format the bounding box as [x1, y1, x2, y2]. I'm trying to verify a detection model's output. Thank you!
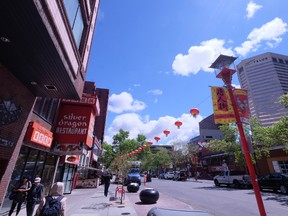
[164, 172, 174, 179]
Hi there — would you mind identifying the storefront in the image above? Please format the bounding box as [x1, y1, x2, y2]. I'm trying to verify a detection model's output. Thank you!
[6, 122, 57, 195]
[8, 146, 58, 194]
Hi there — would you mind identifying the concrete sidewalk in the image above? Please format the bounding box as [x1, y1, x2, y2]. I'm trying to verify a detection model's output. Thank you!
[3, 179, 205, 216]
[10, 183, 137, 216]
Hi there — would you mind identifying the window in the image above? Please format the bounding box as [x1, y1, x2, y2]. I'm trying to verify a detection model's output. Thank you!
[278, 160, 288, 174]
[63, 0, 84, 48]
[33, 97, 59, 124]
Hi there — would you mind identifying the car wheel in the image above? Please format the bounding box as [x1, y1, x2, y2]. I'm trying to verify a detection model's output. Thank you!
[279, 185, 287, 194]
[214, 179, 220, 187]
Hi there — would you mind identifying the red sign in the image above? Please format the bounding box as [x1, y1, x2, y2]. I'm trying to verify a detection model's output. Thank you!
[54, 105, 94, 148]
[24, 122, 53, 148]
[61, 93, 100, 116]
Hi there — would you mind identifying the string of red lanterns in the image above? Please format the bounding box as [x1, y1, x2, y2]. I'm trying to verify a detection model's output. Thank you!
[119, 107, 200, 158]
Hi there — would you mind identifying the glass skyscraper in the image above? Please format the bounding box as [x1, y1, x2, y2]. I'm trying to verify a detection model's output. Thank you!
[236, 52, 288, 127]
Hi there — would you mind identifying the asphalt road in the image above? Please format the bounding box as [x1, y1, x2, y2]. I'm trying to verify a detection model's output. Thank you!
[138, 178, 288, 216]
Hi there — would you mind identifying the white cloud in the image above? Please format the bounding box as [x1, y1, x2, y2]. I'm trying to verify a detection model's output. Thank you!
[148, 89, 163, 95]
[108, 92, 146, 113]
[172, 38, 234, 76]
[235, 17, 288, 56]
[104, 112, 202, 149]
[246, 1, 262, 19]
[232, 84, 241, 89]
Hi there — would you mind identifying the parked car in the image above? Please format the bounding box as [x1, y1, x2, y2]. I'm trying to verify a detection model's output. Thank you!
[173, 170, 187, 181]
[214, 170, 251, 188]
[164, 171, 174, 180]
[258, 173, 288, 194]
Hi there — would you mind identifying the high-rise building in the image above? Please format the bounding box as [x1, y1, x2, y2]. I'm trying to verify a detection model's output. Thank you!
[236, 52, 288, 127]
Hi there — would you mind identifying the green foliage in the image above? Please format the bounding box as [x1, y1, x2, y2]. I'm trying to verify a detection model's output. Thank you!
[279, 94, 288, 108]
[101, 129, 172, 176]
[99, 142, 116, 168]
[270, 116, 288, 152]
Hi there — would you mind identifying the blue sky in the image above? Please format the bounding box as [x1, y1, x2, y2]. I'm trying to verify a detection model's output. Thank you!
[86, 0, 288, 147]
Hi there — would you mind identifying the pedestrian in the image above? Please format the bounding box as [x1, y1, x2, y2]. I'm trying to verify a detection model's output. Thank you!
[8, 176, 32, 216]
[35, 181, 67, 216]
[26, 177, 44, 216]
[103, 170, 112, 197]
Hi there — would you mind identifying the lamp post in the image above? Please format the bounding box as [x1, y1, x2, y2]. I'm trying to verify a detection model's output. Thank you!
[210, 55, 266, 216]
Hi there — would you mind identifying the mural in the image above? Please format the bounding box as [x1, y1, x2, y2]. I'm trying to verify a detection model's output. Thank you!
[0, 98, 22, 125]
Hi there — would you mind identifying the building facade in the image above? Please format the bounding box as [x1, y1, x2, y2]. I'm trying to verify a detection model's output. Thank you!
[236, 52, 288, 127]
[236, 52, 288, 176]
[0, 0, 100, 210]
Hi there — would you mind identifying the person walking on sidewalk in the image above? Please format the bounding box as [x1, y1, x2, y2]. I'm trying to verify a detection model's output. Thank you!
[8, 176, 32, 216]
[103, 170, 112, 197]
[35, 182, 67, 216]
[26, 177, 44, 216]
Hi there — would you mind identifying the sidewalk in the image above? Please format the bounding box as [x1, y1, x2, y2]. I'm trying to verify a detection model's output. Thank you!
[2, 179, 207, 216]
[9, 183, 137, 216]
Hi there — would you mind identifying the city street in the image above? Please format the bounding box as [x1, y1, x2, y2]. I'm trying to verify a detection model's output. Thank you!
[139, 178, 288, 216]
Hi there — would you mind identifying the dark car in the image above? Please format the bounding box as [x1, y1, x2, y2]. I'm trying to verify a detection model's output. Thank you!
[258, 173, 288, 194]
[173, 170, 187, 181]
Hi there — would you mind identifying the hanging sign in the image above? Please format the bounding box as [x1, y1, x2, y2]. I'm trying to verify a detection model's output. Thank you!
[24, 122, 53, 148]
[211, 87, 250, 124]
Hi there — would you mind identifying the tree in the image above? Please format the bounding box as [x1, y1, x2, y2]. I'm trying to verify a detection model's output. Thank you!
[207, 124, 246, 167]
[112, 129, 129, 153]
[279, 94, 288, 108]
[99, 142, 116, 169]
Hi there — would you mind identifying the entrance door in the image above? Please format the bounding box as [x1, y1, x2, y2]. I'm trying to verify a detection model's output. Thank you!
[62, 163, 76, 194]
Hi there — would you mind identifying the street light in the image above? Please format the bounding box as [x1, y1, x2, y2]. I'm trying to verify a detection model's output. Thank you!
[210, 55, 266, 216]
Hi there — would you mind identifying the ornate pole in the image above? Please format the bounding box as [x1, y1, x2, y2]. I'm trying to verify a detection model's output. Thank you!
[216, 65, 266, 216]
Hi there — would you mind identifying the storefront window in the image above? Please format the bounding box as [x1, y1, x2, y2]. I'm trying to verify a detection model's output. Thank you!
[8, 147, 57, 196]
[9, 147, 29, 190]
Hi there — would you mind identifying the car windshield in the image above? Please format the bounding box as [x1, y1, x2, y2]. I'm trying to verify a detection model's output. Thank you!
[130, 168, 140, 173]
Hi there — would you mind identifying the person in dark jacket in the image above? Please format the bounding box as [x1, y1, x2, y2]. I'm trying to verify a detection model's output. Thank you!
[26, 177, 44, 216]
[103, 170, 112, 197]
[8, 176, 32, 216]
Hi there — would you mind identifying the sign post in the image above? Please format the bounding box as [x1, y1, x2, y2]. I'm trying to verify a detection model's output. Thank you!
[210, 55, 266, 216]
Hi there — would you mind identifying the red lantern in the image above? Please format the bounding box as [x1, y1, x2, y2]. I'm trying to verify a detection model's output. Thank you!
[142, 144, 147, 149]
[147, 141, 153, 145]
[175, 121, 182, 129]
[163, 130, 170, 137]
[154, 136, 160, 142]
[190, 108, 199, 117]
[138, 147, 142, 151]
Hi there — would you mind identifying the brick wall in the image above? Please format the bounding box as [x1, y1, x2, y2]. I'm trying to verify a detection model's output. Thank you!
[0, 65, 35, 207]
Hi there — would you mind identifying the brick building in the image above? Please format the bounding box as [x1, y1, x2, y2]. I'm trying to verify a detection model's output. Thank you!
[0, 0, 100, 210]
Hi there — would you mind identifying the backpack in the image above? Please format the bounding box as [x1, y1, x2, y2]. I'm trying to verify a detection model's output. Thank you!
[41, 195, 63, 216]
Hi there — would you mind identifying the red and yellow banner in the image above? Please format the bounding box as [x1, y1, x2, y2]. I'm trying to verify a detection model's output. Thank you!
[211, 87, 250, 124]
